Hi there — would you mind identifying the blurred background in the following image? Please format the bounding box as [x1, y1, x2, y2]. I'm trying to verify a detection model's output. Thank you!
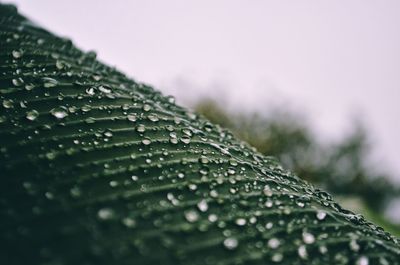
[8, 0, 400, 235]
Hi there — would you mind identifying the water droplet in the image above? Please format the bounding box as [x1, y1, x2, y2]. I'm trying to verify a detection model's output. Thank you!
[85, 117, 96, 124]
[319, 245, 328, 254]
[199, 156, 209, 164]
[142, 138, 152, 145]
[137, 124, 145, 132]
[223, 237, 238, 250]
[166, 95, 175, 104]
[12, 77, 24, 87]
[12, 49, 23, 58]
[197, 199, 209, 212]
[81, 104, 92, 112]
[50, 106, 68, 119]
[127, 113, 137, 122]
[143, 104, 152, 112]
[182, 128, 192, 137]
[229, 159, 238, 166]
[42, 77, 58, 88]
[26, 110, 39, 121]
[184, 210, 199, 223]
[103, 130, 113, 138]
[25, 83, 35, 90]
[181, 136, 191, 144]
[263, 185, 273, 197]
[2, 99, 14, 109]
[98, 85, 112, 94]
[122, 217, 136, 228]
[298, 245, 307, 259]
[86, 87, 96, 95]
[356, 256, 369, 265]
[109, 180, 118, 187]
[271, 253, 283, 262]
[302, 232, 315, 244]
[316, 210, 327, 220]
[170, 137, 178, 144]
[147, 114, 159, 122]
[235, 218, 247, 226]
[208, 214, 218, 222]
[97, 208, 115, 220]
[56, 60, 65, 69]
[350, 239, 360, 252]
[268, 238, 280, 249]
[265, 200, 273, 208]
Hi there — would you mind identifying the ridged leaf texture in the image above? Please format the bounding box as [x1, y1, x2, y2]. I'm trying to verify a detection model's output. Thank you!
[0, 4, 399, 265]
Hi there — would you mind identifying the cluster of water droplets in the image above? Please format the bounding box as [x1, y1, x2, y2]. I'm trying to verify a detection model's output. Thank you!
[1, 4, 399, 265]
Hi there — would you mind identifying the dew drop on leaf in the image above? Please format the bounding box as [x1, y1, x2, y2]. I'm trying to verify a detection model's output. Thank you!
[223, 237, 238, 250]
[197, 200, 209, 212]
[97, 208, 115, 220]
[302, 232, 315, 244]
[316, 210, 327, 220]
[12, 49, 23, 58]
[26, 110, 39, 121]
[184, 210, 199, 223]
[267, 238, 280, 249]
[50, 106, 68, 119]
[356, 256, 369, 265]
[42, 77, 58, 88]
[142, 138, 151, 145]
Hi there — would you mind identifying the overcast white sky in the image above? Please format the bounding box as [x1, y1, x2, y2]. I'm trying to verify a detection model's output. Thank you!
[9, 0, 400, 183]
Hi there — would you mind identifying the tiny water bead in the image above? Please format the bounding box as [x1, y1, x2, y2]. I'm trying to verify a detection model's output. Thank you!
[55, 60, 65, 69]
[181, 136, 191, 144]
[142, 138, 152, 145]
[316, 210, 327, 220]
[184, 210, 199, 223]
[235, 218, 247, 226]
[98, 85, 112, 94]
[356, 256, 369, 265]
[127, 113, 137, 122]
[42, 77, 58, 88]
[26, 110, 39, 121]
[12, 49, 23, 58]
[97, 208, 115, 220]
[12, 77, 24, 86]
[263, 185, 273, 197]
[143, 104, 152, 112]
[86, 87, 96, 95]
[2, 99, 14, 109]
[50, 107, 68, 119]
[147, 114, 159, 122]
[350, 239, 360, 252]
[223, 237, 238, 250]
[137, 124, 146, 132]
[302, 231, 315, 244]
[271, 253, 283, 262]
[298, 245, 307, 259]
[122, 217, 136, 228]
[267, 238, 280, 249]
[197, 199, 208, 212]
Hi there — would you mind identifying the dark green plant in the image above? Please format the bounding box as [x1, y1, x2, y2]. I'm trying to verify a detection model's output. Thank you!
[0, 4, 399, 265]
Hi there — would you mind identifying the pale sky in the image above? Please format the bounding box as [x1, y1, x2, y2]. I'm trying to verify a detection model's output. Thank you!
[8, 0, 400, 183]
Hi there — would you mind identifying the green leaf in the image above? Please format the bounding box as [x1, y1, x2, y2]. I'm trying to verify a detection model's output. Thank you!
[0, 4, 399, 265]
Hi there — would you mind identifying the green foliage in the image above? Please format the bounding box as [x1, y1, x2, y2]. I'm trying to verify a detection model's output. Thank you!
[1, 4, 399, 265]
